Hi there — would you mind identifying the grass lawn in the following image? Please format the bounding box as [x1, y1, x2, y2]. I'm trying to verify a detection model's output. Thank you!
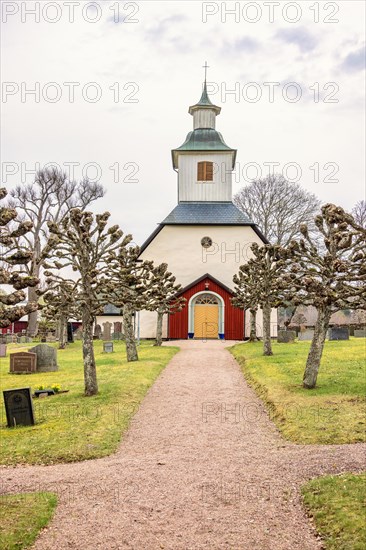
[0, 341, 178, 465]
[230, 338, 366, 444]
[0, 492, 57, 550]
[301, 473, 366, 550]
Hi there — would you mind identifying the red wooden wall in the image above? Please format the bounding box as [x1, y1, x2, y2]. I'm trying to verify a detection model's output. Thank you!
[169, 275, 244, 340]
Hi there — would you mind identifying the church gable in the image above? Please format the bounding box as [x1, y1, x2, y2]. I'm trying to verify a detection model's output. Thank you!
[139, 223, 266, 291]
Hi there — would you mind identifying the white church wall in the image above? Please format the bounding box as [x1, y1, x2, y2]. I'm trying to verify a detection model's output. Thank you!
[244, 309, 278, 338]
[139, 310, 168, 339]
[140, 224, 263, 290]
[139, 224, 277, 339]
[178, 153, 233, 202]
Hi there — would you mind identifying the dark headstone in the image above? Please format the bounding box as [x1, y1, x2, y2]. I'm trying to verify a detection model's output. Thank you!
[329, 327, 350, 341]
[354, 329, 366, 338]
[94, 324, 102, 339]
[277, 330, 296, 343]
[3, 387, 35, 427]
[102, 322, 112, 341]
[112, 332, 123, 341]
[0, 344, 7, 358]
[67, 323, 74, 343]
[103, 342, 114, 353]
[28, 344, 58, 372]
[34, 389, 55, 397]
[298, 329, 314, 341]
[10, 352, 37, 374]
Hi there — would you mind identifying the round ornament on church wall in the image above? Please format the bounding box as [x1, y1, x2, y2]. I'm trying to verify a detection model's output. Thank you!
[201, 236, 213, 248]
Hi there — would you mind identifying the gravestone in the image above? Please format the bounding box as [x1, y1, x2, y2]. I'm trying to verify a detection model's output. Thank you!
[277, 330, 296, 343]
[0, 344, 7, 358]
[67, 323, 74, 343]
[102, 322, 112, 341]
[112, 332, 123, 341]
[10, 352, 37, 374]
[3, 387, 35, 427]
[328, 327, 349, 341]
[103, 342, 114, 353]
[354, 329, 366, 338]
[298, 329, 315, 341]
[75, 330, 83, 341]
[28, 344, 58, 372]
[94, 324, 102, 339]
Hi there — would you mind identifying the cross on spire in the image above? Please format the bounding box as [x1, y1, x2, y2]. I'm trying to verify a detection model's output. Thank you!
[202, 61, 209, 84]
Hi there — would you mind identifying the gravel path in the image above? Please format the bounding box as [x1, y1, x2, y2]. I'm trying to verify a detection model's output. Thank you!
[1, 340, 365, 549]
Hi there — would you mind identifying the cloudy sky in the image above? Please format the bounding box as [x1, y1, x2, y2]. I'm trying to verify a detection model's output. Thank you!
[1, 0, 365, 244]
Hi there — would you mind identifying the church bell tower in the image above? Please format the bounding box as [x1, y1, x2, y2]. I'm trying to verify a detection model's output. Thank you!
[171, 73, 237, 203]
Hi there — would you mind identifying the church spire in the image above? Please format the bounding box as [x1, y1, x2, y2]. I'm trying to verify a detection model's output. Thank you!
[188, 64, 221, 129]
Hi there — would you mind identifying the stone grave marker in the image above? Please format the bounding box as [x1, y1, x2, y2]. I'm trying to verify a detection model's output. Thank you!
[28, 344, 58, 372]
[112, 332, 123, 341]
[3, 387, 35, 427]
[102, 322, 112, 341]
[67, 323, 74, 343]
[328, 327, 350, 341]
[94, 325, 102, 339]
[298, 329, 315, 341]
[0, 344, 7, 358]
[10, 352, 37, 374]
[277, 330, 296, 343]
[103, 342, 114, 353]
[354, 329, 366, 338]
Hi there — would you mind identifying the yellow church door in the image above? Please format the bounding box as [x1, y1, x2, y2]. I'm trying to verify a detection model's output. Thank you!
[194, 304, 219, 339]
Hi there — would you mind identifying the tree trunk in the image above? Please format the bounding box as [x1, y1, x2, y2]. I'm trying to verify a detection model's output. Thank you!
[59, 315, 67, 349]
[303, 307, 331, 389]
[27, 286, 39, 336]
[262, 303, 273, 356]
[249, 309, 258, 342]
[154, 311, 164, 346]
[123, 304, 138, 362]
[82, 310, 98, 396]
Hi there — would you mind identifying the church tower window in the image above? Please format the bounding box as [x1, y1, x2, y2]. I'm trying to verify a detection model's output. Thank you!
[197, 161, 213, 182]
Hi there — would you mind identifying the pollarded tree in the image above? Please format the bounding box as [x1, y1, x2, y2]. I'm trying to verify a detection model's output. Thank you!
[233, 174, 321, 246]
[44, 209, 129, 396]
[232, 243, 289, 355]
[102, 245, 152, 362]
[284, 204, 366, 389]
[0, 188, 39, 327]
[145, 263, 186, 346]
[43, 281, 81, 349]
[8, 167, 105, 336]
[231, 263, 259, 342]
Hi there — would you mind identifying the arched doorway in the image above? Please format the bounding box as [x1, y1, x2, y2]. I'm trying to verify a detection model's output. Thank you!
[188, 291, 225, 339]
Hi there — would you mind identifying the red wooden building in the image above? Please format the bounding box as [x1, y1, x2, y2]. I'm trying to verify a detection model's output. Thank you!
[169, 274, 244, 340]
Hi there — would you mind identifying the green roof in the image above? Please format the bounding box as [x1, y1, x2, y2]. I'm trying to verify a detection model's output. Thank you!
[196, 82, 214, 106]
[189, 82, 221, 115]
[175, 129, 233, 151]
[172, 129, 237, 168]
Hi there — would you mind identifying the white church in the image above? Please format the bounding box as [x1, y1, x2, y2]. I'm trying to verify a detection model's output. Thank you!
[97, 79, 277, 340]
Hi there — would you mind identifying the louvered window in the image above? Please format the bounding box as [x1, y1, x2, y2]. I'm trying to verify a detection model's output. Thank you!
[197, 161, 213, 182]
